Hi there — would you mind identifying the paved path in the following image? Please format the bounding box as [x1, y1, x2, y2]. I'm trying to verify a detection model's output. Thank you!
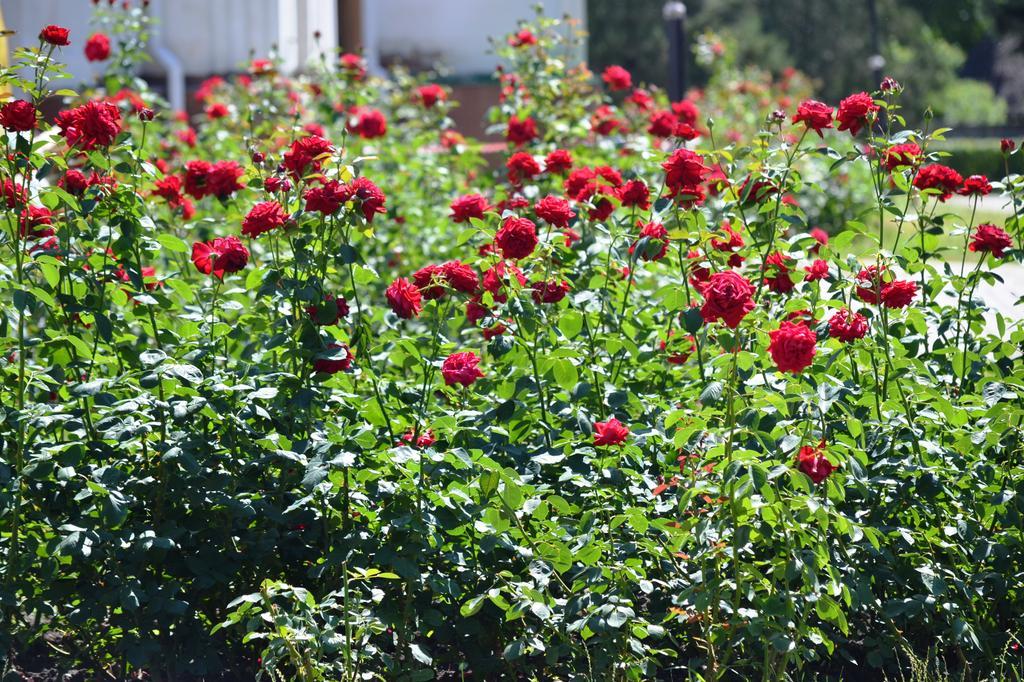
[973, 263, 1024, 334]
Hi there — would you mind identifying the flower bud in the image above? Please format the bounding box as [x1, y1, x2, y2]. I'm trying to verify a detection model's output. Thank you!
[880, 76, 902, 93]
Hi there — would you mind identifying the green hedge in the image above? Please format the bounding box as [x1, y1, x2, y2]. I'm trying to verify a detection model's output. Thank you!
[935, 138, 1023, 179]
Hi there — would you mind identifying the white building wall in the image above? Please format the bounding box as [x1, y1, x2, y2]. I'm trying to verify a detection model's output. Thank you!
[1, 0, 100, 86]
[147, 0, 336, 75]
[0, 0, 337, 81]
[0, 0, 587, 86]
[374, 0, 587, 76]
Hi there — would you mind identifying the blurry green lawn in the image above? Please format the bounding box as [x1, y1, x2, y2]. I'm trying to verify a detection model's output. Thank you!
[852, 197, 1013, 260]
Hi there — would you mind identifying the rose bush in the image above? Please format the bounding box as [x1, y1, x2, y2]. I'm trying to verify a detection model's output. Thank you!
[1, 6, 1024, 681]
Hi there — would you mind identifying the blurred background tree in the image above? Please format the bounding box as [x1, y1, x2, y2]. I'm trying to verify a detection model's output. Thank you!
[587, 0, 1024, 126]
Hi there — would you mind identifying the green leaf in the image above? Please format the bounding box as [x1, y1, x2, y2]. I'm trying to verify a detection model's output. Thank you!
[558, 310, 584, 339]
[156, 234, 190, 253]
[552, 358, 578, 391]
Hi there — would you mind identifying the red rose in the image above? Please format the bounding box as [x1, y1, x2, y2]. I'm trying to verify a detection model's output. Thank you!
[587, 196, 615, 221]
[647, 109, 677, 138]
[495, 216, 538, 260]
[304, 180, 346, 215]
[958, 174, 992, 197]
[768, 321, 817, 373]
[792, 99, 834, 137]
[1001, 138, 1017, 154]
[313, 342, 352, 374]
[531, 279, 570, 304]
[183, 161, 212, 198]
[482, 261, 526, 302]
[674, 122, 699, 140]
[883, 143, 921, 171]
[242, 201, 287, 238]
[508, 29, 537, 47]
[534, 195, 574, 228]
[400, 428, 436, 448]
[416, 261, 478, 298]
[176, 128, 197, 148]
[627, 88, 654, 111]
[710, 222, 745, 256]
[804, 259, 829, 281]
[601, 65, 632, 91]
[969, 223, 1013, 258]
[264, 176, 290, 194]
[835, 92, 878, 135]
[914, 164, 963, 201]
[662, 148, 710, 199]
[593, 417, 629, 446]
[450, 193, 491, 223]
[342, 177, 387, 222]
[386, 277, 422, 318]
[307, 295, 349, 325]
[630, 221, 669, 261]
[544, 149, 573, 174]
[687, 250, 712, 292]
[191, 235, 249, 279]
[797, 443, 835, 484]
[249, 59, 274, 77]
[194, 75, 225, 103]
[880, 76, 901, 92]
[185, 160, 244, 200]
[441, 260, 480, 294]
[506, 115, 538, 146]
[2, 178, 27, 209]
[152, 175, 182, 202]
[497, 195, 530, 214]
[415, 84, 446, 108]
[671, 99, 699, 125]
[339, 53, 366, 80]
[55, 101, 121, 149]
[84, 32, 111, 61]
[205, 102, 228, 119]
[87, 172, 117, 191]
[39, 25, 70, 46]
[282, 135, 334, 180]
[468, 296, 491, 323]
[828, 308, 868, 343]
[347, 107, 387, 139]
[506, 152, 542, 185]
[700, 271, 755, 328]
[19, 206, 54, 239]
[59, 169, 89, 195]
[0, 100, 36, 132]
[208, 161, 244, 198]
[413, 264, 446, 300]
[441, 351, 484, 386]
[764, 252, 795, 293]
[854, 265, 887, 304]
[618, 179, 650, 210]
[564, 168, 595, 201]
[591, 104, 625, 136]
[880, 280, 917, 308]
[809, 227, 829, 253]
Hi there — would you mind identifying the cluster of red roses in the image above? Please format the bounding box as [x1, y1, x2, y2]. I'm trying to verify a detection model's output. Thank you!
[19, 28, 1019, 492]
